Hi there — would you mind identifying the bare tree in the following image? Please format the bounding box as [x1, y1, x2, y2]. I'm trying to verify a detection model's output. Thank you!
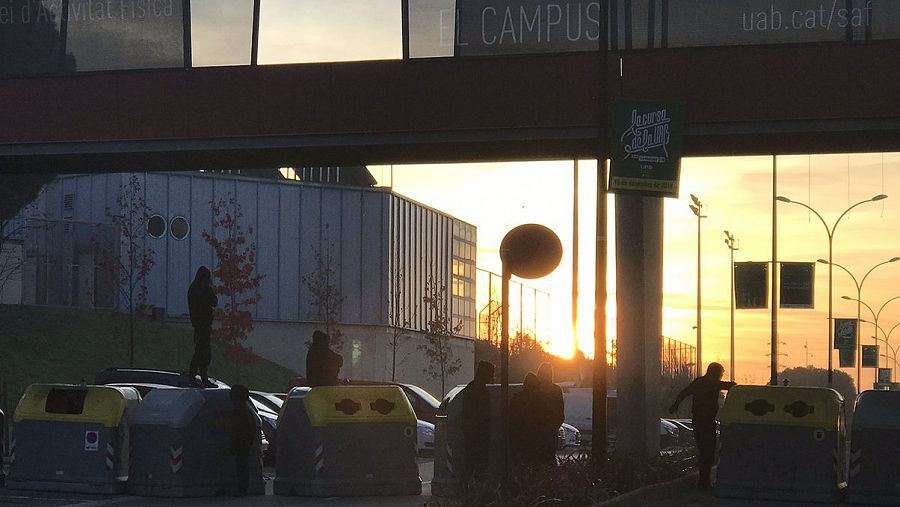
[388, 265, 415, 382]
[419, 276, 462, 396]
[0, 174, 53, 299]
[93, 175, 155, 367]
[302, 240, 345, 352]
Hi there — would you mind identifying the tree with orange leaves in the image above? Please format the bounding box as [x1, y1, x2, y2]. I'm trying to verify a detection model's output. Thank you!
[202, 194, 264, 380]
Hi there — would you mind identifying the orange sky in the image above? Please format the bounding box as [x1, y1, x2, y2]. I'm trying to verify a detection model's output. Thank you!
[376, 153, 900, 388]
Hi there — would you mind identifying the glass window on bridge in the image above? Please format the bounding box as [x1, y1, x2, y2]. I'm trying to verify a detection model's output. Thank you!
[257, 0, 402, 64]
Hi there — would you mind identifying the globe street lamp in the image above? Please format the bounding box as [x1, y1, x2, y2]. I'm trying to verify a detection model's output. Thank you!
[689, 194, 707, 374]
[842, 293, 900, 368]
[724, 230, 739, 382]
[821, 256, 900, 393]
[777, 193, 888, 387]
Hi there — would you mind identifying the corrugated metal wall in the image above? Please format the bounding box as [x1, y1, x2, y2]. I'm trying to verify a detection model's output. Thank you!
[33, 172, 475, 337]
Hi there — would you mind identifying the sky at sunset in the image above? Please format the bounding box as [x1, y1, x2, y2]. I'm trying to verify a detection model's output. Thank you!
[374, 153, 900, 388]
[185, 4, 900, 388]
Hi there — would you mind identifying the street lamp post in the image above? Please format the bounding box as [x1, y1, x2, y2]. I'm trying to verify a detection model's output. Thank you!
[724, 230, 739, 382]
[776, 193, 888, 387]
[862, 319, 900, 383]
[822, 256, 900, 393]
[690, 194, 707, 374]
[844, 294, 900, 369]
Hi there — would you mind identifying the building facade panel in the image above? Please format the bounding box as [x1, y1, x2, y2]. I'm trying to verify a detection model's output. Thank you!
[165, 175, 193, 316]
[297, 185, 322, 321]
[255, 183, 280, 320]
[278, 185, 301, 321]
[340, 191, 363, 324]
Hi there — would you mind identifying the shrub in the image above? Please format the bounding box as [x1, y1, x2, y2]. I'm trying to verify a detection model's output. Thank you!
[453, 451, 693, 507]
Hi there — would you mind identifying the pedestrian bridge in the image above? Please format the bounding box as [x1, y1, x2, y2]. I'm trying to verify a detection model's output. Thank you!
[3, 0, 900, 172]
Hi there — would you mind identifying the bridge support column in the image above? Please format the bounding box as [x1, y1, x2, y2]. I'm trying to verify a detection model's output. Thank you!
[615, 194, 663, 458]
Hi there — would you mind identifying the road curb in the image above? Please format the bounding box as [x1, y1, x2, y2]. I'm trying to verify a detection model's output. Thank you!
[594, 472, 699, 507]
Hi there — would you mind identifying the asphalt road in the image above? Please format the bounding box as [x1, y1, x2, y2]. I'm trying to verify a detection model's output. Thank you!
[685, 493, 840, 507]
[0, 460, 435, 507]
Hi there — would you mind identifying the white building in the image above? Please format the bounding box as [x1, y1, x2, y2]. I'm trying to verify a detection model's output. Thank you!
[21, 171, 477, 396]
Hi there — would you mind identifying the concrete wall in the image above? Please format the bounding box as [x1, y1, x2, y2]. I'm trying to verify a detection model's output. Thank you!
[240, 319, 475, 399]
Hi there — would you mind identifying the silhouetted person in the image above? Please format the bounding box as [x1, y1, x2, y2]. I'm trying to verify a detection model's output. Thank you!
[462, 361, 495, 479]
[537, 362, 564, 464]
[509, 372, 544, 465]
[305, 330, 343, 387]
[229, 385, 256, 496]
[188, 266, 217, 385]
[669, 362, 736, 491]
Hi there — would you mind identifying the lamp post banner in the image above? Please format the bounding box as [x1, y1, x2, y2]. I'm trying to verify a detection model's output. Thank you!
[608, 99, 685, 198]
[778, 262, 815, 308]
[834, 318, 858, 349]
[734, 262, 768, 309]
[862, 345, 879, 368]
[878, 367, 892, 384]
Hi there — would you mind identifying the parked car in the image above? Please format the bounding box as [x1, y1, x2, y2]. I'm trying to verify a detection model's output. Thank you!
[559, 422, 582, 448]
[417, 420, 435, 456]
[95, 368, 228, 388]
[250, 391, 284, 414]
[664, 418, 694, 448]
[288, 378, 441, 424]
[659, 419, 681, 450]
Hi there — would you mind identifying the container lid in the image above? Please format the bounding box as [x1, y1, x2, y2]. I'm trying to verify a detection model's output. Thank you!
[853, 390, 900, 430]
[719, 385, 843, 428]
[14, 384, 139, 427]
[131, 388, 207, 428]
[300, 385, 416, 427]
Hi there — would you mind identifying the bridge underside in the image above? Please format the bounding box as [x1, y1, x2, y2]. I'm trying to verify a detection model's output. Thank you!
[3, 42, 900, 172]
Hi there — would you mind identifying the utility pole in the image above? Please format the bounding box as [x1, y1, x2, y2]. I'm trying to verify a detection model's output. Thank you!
[724, 231, 738, 381]
[573, 159, 579, 355]
[689, 195, 706, 374]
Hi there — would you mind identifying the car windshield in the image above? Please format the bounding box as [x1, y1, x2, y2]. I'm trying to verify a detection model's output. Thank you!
[403, 384, 441, 408]
[252, 392, 284, 410]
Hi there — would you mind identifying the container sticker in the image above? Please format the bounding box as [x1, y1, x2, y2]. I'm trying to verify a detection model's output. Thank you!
[85, 430, 99, 451]
[814, 429, 825, 441]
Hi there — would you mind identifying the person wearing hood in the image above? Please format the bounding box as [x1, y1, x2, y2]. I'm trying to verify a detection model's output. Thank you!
[537, 362, 565, 464]
[187, 266, 217, 385]
[461, 360, 495, 478]
[510, 372, 544, 465]
[305, 330, 343, 387]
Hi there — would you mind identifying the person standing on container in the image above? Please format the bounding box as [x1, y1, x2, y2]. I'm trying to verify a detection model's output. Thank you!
[669, 362, 736, 491]
[305, 330, 343, 387]
[461, 360, 495, 479]
[188, 266, 217, 386]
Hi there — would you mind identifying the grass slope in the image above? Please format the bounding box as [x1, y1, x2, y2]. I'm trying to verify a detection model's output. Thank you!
[0, 305, 298, 413]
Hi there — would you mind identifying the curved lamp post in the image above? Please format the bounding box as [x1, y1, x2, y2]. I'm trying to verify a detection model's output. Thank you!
[863, 319, 900, 382]
[842, 294, 900, 368]
[823, 256, 900, 392]
[776, 193, 887, 387]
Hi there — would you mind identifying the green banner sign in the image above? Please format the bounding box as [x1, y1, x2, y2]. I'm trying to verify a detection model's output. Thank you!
[834, 318, 857, 350]
[609, 99, 685, 198]
[878, 368, 892, 384]
[839, 347, 855, 368]
[734, 262, 768, 309]
[862, 345, 879, 368]
[779, 262, 814, 309]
